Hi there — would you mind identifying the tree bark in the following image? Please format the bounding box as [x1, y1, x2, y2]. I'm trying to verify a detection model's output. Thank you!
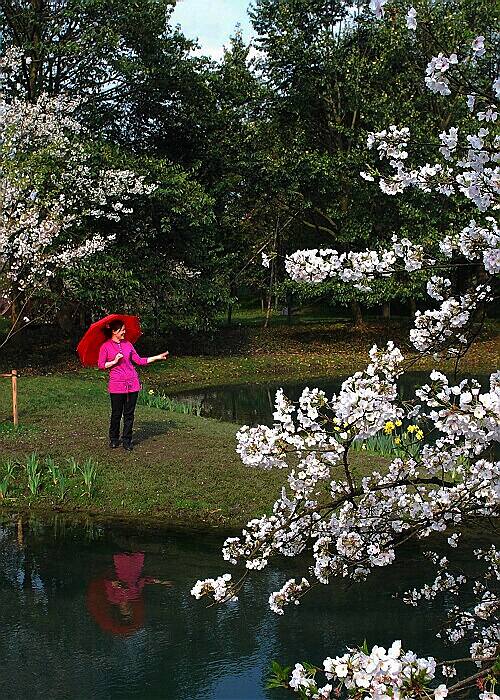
[350, 300, 364, 327]
[382, 302, 391, 320]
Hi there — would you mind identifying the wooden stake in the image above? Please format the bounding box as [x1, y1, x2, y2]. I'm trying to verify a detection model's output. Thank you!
[1, 370, 18, 425]
[11, 370, 18, 426]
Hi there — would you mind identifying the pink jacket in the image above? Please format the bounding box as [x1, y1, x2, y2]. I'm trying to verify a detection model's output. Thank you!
[98, 339, 148, 394]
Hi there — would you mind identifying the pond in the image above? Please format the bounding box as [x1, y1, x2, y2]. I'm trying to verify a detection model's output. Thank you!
[0, 514, 486, 699]
[170, 372, 490, 426]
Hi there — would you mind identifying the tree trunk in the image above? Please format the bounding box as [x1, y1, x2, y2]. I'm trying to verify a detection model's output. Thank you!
[409, 298, 417, 318]
[382, 302, 391, 320]
[28, 0, 44, 101]
[227, 303, 232, 327]
[264, 293, 272, 328]
[153, 288, 160, 338]
[350, 300, 364, 327]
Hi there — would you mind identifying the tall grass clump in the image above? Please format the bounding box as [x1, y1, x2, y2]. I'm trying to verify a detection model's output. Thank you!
[44, 456, 59, 486]
[0, 454, 100, 503]
[0, 458, 16, 499]
[56, 469, 70, 502]
[26, 452, 43, 497]
[139, 388, 202, 416]
[79, 458, 98, 499]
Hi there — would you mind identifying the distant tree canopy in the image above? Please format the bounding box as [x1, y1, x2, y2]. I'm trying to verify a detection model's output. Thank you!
[0, 0, 498, 337]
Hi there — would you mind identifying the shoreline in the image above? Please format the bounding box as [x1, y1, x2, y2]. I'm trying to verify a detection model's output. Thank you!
[0, 503, 238, 536]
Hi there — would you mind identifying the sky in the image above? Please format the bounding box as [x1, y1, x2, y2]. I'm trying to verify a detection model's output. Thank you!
[171, 0, 254, 60]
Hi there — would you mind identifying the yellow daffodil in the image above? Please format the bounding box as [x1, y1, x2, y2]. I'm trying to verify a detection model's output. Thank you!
[384, 421, 395, 434]
[394, 436, 401, 445]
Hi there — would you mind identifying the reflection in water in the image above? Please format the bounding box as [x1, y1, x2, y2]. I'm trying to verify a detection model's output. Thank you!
[0, 515, 490, 699]
[171, 373, 490, 426]
[87, 553, 173, 637]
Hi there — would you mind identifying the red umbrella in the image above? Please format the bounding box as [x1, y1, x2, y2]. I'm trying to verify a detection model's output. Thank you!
[86, 578, 145, 637]
[77, 314, 142, 367]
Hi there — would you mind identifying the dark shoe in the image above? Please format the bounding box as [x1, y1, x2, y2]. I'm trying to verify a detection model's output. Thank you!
[109, 440, 120, 449]
[123, 441, 133, 451]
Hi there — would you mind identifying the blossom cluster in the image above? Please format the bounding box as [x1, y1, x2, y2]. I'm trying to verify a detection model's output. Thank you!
[0, 92, 155, 291]
[192, 8, 500, 698]
[403, 546, 499, 670]
[410, 285, 492, 355]
[285, 235, 427, 287]
[286, 640, 448, 700]
[440, 218, 499, 276]
[190, 574, 237, 603]
[365, 49, 499, 212]
[283, 40, 498, 359]
[416, 371, 500, 451]
[269, 577, 310, 615]
[193, 346, 499, 619]
[0, 49, 156, 314]
[425, 52, 458, 96]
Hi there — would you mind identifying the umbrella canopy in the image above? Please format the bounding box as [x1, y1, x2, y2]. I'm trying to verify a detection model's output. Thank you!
[77, 314, 142, 367]
[86, 578, 145, 637]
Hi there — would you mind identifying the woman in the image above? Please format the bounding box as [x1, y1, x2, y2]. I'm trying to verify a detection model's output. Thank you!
[98, 318, 168, 450]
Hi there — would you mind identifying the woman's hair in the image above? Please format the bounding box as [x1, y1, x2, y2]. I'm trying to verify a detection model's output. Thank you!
[103, 318, 125, 338]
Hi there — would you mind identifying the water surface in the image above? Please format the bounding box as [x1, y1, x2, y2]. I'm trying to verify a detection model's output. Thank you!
[0, 515, 485, 699]
[170, 373, 490, 425]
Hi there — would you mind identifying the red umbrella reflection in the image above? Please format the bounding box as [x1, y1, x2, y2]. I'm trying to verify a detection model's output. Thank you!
[76, 314, 142, 367]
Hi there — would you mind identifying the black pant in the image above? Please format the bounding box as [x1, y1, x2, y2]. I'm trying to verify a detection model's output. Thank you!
[109, 392, 138, 444]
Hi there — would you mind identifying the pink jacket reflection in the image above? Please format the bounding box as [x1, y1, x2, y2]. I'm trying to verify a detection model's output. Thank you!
[105, 553, 153, 603]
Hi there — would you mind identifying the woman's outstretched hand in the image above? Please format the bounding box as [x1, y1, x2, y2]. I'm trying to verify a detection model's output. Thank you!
[146, 351, 169, 364]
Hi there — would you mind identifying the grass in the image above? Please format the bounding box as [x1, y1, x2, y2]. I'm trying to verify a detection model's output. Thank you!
[0, 374, 387, 529]
[0, 452, 100, 503]
[138, 388, 202, 415]
[0, 311, 496, 528]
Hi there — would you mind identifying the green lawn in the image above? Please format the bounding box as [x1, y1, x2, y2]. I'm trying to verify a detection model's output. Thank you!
[0, 313, 496, 528]
[0, 374, 386, 529]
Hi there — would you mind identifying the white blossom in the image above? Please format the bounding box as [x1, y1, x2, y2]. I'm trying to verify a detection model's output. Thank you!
[190, 573, 237, 603]
[472, 35, 486, 59]
[369, 0, 386, 20]
[192, 19, 500, 700]
[406, 7, 417, 30]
